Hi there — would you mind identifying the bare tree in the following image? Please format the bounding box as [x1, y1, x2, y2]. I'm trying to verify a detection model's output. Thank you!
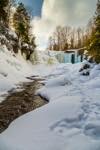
[77, 27, 82, 48]
[48, 36, 53, 50]
[48, 24, 90, 51]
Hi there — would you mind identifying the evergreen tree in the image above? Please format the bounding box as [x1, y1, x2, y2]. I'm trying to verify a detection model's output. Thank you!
[0, 0, 9, 25]
[13, 3, 30, 42]
[7, 0, 17, 26]
[88, 0, 100, 63]
[13, 2, 36, 59]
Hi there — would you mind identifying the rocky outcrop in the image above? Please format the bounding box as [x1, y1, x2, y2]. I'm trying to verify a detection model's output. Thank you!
[79, 63, 90, 76]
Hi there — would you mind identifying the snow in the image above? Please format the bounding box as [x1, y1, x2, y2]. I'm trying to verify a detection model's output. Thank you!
[0, 60, 100, 150]
[35, 50, 58, 64]
[0, 45, 58, 102]
[0, 45, 33, 101]
[8, 29, 18, 39]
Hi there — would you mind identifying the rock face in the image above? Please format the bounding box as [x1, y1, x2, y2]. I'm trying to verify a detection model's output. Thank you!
[21, 42, 34, 60]
[0, 79, 48, 133]
[79, 63, 90, 76]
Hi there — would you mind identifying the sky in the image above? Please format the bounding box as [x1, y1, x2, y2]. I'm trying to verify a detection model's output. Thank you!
[21, 0, 97, 50]
[20, 0, 43, 16]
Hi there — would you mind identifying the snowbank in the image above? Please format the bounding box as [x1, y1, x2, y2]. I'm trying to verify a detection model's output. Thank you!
[0, 45, 58, 102]
[0, 45, 33, 99]
[33, 50, 58, 64]
[0, 62, 100, 150]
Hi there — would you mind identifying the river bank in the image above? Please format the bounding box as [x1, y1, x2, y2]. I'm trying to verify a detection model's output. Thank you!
[0, 77, 48, 133]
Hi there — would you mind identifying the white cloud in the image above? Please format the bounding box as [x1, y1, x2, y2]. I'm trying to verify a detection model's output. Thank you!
[31, 0, 97, 50]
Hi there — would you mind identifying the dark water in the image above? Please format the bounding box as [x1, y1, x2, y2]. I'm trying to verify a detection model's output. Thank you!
[0, 78, 48, 133]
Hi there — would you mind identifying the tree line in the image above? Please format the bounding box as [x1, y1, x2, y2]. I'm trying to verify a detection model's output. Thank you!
[0, 0, 36, 60]
[0, 0, 100, 63]
[47, 21, 95, 51]
[47, 0, 100, 63]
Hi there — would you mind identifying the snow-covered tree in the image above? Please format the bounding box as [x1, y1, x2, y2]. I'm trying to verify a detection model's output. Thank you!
[13, 3, 30, 42]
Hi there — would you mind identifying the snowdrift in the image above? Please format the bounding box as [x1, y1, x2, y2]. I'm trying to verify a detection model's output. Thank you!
[0, 43, 58, 102]
[0, 45, 34, 99]
[0, 62, 100, 150]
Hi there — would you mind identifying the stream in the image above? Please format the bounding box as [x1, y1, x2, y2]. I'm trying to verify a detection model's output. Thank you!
[0, 76, 48, 133]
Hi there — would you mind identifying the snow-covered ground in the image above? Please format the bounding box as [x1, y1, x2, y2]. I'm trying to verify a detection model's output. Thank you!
[0, 45, 33, 99]
[0, 45, 58, 102]
[0, 61, 100, 150]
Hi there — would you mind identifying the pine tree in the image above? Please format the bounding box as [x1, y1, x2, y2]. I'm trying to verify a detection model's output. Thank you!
[13, 3, 36, 59]
[88, 0, 100, 63]
[13, 3, 30, 42]
[0, 0, 9, 25]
